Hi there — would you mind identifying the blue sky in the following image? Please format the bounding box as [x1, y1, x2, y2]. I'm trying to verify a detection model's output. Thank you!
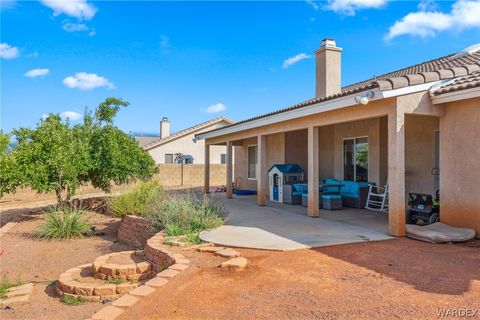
[2, 0, 480, 135]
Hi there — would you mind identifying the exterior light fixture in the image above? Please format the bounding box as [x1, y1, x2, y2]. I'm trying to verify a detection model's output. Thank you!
[355, 91, 375, 105]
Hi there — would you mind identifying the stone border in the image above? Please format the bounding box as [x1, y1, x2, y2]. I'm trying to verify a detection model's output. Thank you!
[56, 263, 138, 302]
[93, 250, 153, 281]
[89, 232, 191, 320]
[117, 215, 157, 248]
[0, 222, 17, 238]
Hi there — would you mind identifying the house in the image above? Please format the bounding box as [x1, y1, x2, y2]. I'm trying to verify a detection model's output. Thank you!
[196, 39, 480, 237]
[136, 116, 234, 164]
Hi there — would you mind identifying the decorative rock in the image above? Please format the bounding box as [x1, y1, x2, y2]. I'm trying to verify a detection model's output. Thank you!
[116, 264, 137, 276]
[0, 294, 30, 307]
[99, 264, 117, 276]
[115, 282, 138, 294]
[94, 284, 117, 296]
[60, 280, 76, 294]
[112, 294, 139, 308]
[175, 258, 190, 264]
[145, 277, 168, 288]
[74, 284, 95, 296]
[215, 248, 241, 258]
[156, 269, 179, 279]
[91, 305, 125, 320]
[220, 257, 248, 269]
[169, 264, 189, 271]
[129, 285, 156, 297]
[6, 283, 33, 297]
[198, 246, 224, 253]
[136, 261, 151, 273]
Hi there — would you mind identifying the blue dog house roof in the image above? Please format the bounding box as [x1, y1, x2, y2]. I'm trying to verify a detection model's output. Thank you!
[268, 164, 304, 174]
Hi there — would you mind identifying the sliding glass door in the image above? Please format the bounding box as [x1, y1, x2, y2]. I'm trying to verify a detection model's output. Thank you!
[343, 137, 368, 182]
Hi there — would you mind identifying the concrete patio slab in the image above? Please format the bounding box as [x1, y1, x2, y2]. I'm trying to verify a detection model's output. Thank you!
[200, 196, 393, 250]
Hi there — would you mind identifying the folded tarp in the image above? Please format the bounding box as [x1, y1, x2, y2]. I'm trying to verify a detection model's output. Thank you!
[406, 222, 476, 243]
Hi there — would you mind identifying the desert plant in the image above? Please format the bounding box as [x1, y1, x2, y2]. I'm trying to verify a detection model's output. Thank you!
[36, 206, 93, 240]
[152, 194, 227, 236]
[108, 181, 164, 217]
[61, 295, 85, 305]
[0, 276, 13, 300]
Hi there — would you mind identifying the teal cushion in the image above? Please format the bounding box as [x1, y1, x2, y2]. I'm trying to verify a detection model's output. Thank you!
[292, 191, 302, 196]
[293, 184, 303, 192]
[322, 194, 342, 199]
[342, 193, 359, 198]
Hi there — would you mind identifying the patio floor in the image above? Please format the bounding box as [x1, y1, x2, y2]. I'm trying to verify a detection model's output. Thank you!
[200, 195, 393, 250]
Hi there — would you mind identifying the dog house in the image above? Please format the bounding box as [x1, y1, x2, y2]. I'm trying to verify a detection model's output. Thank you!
[268, 164, 304, 203]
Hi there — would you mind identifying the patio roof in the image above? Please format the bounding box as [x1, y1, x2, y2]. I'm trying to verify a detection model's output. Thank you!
[196, 44, 480, 140]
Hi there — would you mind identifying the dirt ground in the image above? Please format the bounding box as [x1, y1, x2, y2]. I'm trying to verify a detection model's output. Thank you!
[120, 239, 480, 320]
[0, 208, 135, 320]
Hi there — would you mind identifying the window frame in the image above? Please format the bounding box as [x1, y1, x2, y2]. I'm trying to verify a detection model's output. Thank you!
[247, 144, 258, 180]
[165, 153, 174, 164]
[220, 153, 226, 165]
[342, 136, 369, 182]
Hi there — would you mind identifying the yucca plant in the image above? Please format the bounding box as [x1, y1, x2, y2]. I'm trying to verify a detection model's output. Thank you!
[36, 205, 93, 240]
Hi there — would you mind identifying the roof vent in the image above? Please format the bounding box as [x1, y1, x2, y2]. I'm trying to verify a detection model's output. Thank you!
[452, 43, 480, 58]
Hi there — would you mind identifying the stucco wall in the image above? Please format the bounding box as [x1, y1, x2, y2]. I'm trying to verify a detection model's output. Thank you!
[405, 115, 439, 196]
[439, 98, 480, 236]
[233, 137, 258, 190]
[147, 122, 229, 164]
[285, 130, 308, 174]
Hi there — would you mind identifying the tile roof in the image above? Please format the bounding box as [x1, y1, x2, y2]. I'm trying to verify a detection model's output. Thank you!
[143, 116, 234, 150]
[201, 46, 480, 132]
[431, 71, 480, 96]
[135, 136, 159, 147]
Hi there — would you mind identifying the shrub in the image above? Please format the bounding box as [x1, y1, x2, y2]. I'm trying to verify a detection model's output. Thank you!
[0, 276, 13, 300]
[151, 194, 227, 236]
[36, 206, 93, 240]
[61, 295, 85, 305]
[108, 181, 164, 217]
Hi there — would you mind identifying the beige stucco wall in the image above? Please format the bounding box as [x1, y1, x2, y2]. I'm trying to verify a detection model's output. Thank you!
[285, 130, 308, 174]
[148, 121, 230, 164]
[439, 98, 480, 236]
[405, 115, 439, 196]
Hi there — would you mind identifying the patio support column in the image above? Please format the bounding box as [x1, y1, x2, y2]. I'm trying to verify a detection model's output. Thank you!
[257, 135, 267, 206]
[388, 109, 406, 236]
[226, 141, 233, 199]
[204, 144, 210, 194]
[307, 126, 320, 217]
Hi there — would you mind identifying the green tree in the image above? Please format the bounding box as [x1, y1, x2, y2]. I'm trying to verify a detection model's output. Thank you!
[1, 97, 157, 205]
[0, 131, 19, 196]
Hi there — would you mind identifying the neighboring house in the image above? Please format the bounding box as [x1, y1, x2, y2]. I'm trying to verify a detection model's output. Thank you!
[136, 117, 234, 164]
[196, 39, 480, 237]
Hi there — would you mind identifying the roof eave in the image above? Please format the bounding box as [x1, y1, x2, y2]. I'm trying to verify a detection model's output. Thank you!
[431, 86, 480, 104]
[196, 82, 442, 141]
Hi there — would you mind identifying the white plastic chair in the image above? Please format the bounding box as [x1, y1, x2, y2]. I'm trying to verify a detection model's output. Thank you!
[365, 182, 389, 213]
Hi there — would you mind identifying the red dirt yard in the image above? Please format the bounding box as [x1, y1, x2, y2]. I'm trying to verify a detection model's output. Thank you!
[120, 239, 480, 320]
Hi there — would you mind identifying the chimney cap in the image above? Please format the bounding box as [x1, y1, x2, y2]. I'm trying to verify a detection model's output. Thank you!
[321, 38, 338, 48]
[161, 117, 169, 122]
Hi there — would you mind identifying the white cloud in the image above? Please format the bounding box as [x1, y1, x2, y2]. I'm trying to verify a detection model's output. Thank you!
[282, 53, 312, 69]
[61, 111, 82, 121]
[306, 0, 320, 10]
[40, 0, 97, 20]
[24, 68, 50, 78]
[0, 43, 19, 59]
[386, 0, 480, 40]
[62, 20, 89, 32]
[203, 103, 226, 113]
[323, 0, 387, 15]
[63, 72, 115, 90]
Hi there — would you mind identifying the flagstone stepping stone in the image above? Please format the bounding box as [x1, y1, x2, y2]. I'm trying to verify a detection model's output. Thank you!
[91, 305, 124, 320]
[145, 277, 169, 288]
[198, 246, 225, 253]
[156, 269, 179, 279]
[220, 257, 248, 269]
[215, 248, 241, 258]
[169, 263, 189, 271]
[112, 294, 139, 308]
[128, 285, 155, 297]
[0, 283, 33, 307]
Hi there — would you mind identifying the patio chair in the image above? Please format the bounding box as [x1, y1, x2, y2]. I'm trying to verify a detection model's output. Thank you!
[365, 182, 388, 213]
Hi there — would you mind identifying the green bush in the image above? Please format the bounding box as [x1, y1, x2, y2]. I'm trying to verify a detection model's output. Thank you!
[36, 206, 93, 240]
[151, 195, 227, 236]
[108, 181, 164, 217]
[0, 276, 13, 300]
[61, 295, 85, 305]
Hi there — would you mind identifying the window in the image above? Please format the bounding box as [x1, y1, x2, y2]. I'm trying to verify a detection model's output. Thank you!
[343, 137, 368, 182]
[220, 153, 226, 164]
[247, 145, 258, 179]
[165, 153, 173, 164]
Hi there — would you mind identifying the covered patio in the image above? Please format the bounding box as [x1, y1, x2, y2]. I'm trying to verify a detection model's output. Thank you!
[200, 195, 392, 250]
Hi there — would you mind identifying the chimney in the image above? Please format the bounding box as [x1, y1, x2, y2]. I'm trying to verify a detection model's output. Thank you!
[160, 117, 170, 139]
[315, 38, 342, 99]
